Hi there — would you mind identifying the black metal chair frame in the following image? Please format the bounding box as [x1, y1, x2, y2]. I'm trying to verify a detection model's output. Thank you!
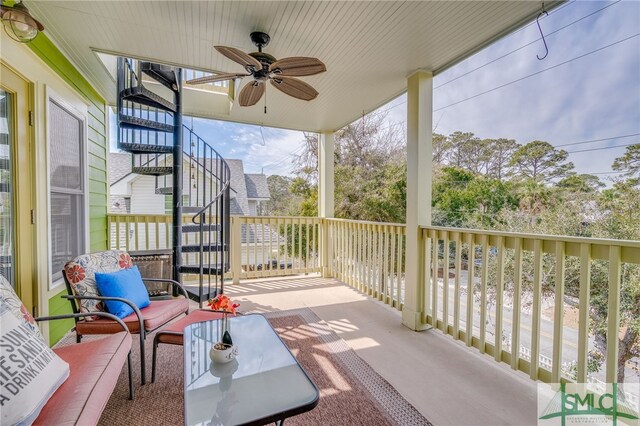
[35, 312, 135, 400]
[63, 274, 190, 385]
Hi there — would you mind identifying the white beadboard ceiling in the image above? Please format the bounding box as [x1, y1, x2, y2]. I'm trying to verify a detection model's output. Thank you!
[29, 1, 560, 132]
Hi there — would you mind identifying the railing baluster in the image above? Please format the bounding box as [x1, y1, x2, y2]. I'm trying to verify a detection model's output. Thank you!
[358, 223, 367, 291]
[252, 216, 258, 278]
[479, 235, 489, 354]
[298, 217, 303, 274]
[606, 245, 622, 384]
[304, 218, 311, 273]
[347, 221, 353, 286]
[398, 228, 404, 309]
[275, 218, 281, 275]
[155, 218, 160, 251]
[442, 231, 450, 333]
[577, 243, 591, 383]
[424, 229, 432, 321]
[551, 241, 565, 382]
[466, 233, 475, 347]
[390, 226, 397, 308]
[124, 215, 131, 252]
[376, 225, 381, 299]
[494, 236, 505, 362]
[431, 230, 439, 327]
[113, 215, 119, 250]
[144, 216, 150, 250]
[530, 239, 544, 380]
[511, 238, 523, 369]
[453, 232, 462, 340]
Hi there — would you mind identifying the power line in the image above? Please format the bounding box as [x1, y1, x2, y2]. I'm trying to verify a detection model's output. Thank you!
[366, 2, 594, 119]
[555, 133, 640, 148]
[566, 142, 637, 154]
[261, 144, 306, 171]
[433, 33, 640, 112]
[433, 0, 621, 90]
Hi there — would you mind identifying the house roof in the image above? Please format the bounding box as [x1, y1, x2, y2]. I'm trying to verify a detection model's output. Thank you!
[109, 152, 132, 184]
[30, 1, 561, 132]
[225, 159, 249, 215]
[245, 174, 270, 200]
[109, 153, 265, 215]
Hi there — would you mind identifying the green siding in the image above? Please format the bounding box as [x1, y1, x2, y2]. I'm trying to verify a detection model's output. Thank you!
[28, 34, 109, 344]
[48, 290, 75, 344]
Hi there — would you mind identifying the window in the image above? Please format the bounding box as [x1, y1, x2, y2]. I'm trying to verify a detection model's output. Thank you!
[49, 99, 85, 281]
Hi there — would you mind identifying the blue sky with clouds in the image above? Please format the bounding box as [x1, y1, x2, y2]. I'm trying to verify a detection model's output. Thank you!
[111, 0, 639, 179]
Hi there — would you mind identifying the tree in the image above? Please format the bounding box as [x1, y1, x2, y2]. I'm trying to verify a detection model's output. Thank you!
[445, 131, 478, 170]
[612, 143, 640, 183]
[432, 167, 518, 228]
[485, 138, 519, 179]
[291, 112, 406, 222]
[509, 141, 574, 183]
[264, 175, 297, 216]
[589, 178, 640, 383]
[557, 173, 604, 194]
[432, 132, 449, 164]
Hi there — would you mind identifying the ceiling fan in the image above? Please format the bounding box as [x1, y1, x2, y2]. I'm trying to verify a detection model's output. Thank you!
[186, 32, 326, 108]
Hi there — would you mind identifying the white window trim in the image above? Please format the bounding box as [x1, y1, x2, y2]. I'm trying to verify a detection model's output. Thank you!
[45, 87, 89, 292]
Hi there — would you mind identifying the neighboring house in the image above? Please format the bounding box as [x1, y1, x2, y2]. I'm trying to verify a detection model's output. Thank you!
[109, 153, 280, 269]
[109, 154, 269, 216]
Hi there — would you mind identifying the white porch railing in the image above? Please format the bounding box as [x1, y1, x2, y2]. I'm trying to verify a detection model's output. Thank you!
[326, 218, 406, 311]
[230, 216, 321, 280]
[420, 225, 640, 386]
[107, 214, 639, 388]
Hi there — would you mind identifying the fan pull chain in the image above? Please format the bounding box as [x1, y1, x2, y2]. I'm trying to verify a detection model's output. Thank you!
[264, 87, 268, 114]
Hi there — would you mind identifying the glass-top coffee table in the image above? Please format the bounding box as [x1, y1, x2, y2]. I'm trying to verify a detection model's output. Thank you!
[183, 314, 319, 426]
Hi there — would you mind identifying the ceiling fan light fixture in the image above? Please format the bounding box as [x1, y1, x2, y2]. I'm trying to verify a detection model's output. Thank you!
[0, 1, 44, 43]
[189, 32, 326, 106]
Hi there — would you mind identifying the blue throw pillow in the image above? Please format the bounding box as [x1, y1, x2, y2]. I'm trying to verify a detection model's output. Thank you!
[94, 266, 150, 318]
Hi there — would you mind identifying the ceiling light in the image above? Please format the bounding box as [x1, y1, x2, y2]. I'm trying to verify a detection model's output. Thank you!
[0, 1, 44, 43]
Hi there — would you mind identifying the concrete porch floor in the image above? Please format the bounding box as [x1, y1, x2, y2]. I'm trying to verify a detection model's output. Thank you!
[198, 275, 540, 426]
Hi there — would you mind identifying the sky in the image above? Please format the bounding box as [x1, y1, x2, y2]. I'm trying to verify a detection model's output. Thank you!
[110, 0, 640, 180]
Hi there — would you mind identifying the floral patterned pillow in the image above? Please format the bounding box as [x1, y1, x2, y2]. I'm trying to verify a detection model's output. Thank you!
[63, 250, 134, 320]
[0, 274, 44, 342]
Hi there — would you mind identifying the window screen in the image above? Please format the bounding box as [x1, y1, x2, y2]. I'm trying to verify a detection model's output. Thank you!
[49, 100, 84, 280]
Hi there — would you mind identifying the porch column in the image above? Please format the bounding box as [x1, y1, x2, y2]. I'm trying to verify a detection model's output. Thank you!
[402, 70, 433, 331]
[318, 131, 334, 277]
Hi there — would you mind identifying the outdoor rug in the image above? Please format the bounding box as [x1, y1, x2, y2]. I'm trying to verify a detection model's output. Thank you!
[59, 308, 431, 425]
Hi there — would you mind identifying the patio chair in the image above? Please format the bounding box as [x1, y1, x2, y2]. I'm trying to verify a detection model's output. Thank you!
[62, 250, 190, 385]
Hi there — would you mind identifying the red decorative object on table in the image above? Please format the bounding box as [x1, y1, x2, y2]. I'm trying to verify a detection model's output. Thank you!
[207, 294, 240, 315]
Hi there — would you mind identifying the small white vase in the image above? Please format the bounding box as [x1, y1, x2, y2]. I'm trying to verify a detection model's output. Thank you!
[209, 343, 238, 364]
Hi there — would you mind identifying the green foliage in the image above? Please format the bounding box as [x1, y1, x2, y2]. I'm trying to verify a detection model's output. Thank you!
[557, 174, 604, 194]
[612, 144, 640, 181]
[509, 141, 574, 183]
[432, 167, 518, 227]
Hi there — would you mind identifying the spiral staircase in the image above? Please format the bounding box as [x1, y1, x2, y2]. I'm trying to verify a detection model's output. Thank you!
[116, 57, 231, 306]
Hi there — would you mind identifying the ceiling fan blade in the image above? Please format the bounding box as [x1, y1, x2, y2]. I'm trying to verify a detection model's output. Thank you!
[186, 73, 248, 85]
[270, 77, 319, 101]
[238, 82, 265, 106]
[269, 57, 326, 77]
[214, 46, 262, 71]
